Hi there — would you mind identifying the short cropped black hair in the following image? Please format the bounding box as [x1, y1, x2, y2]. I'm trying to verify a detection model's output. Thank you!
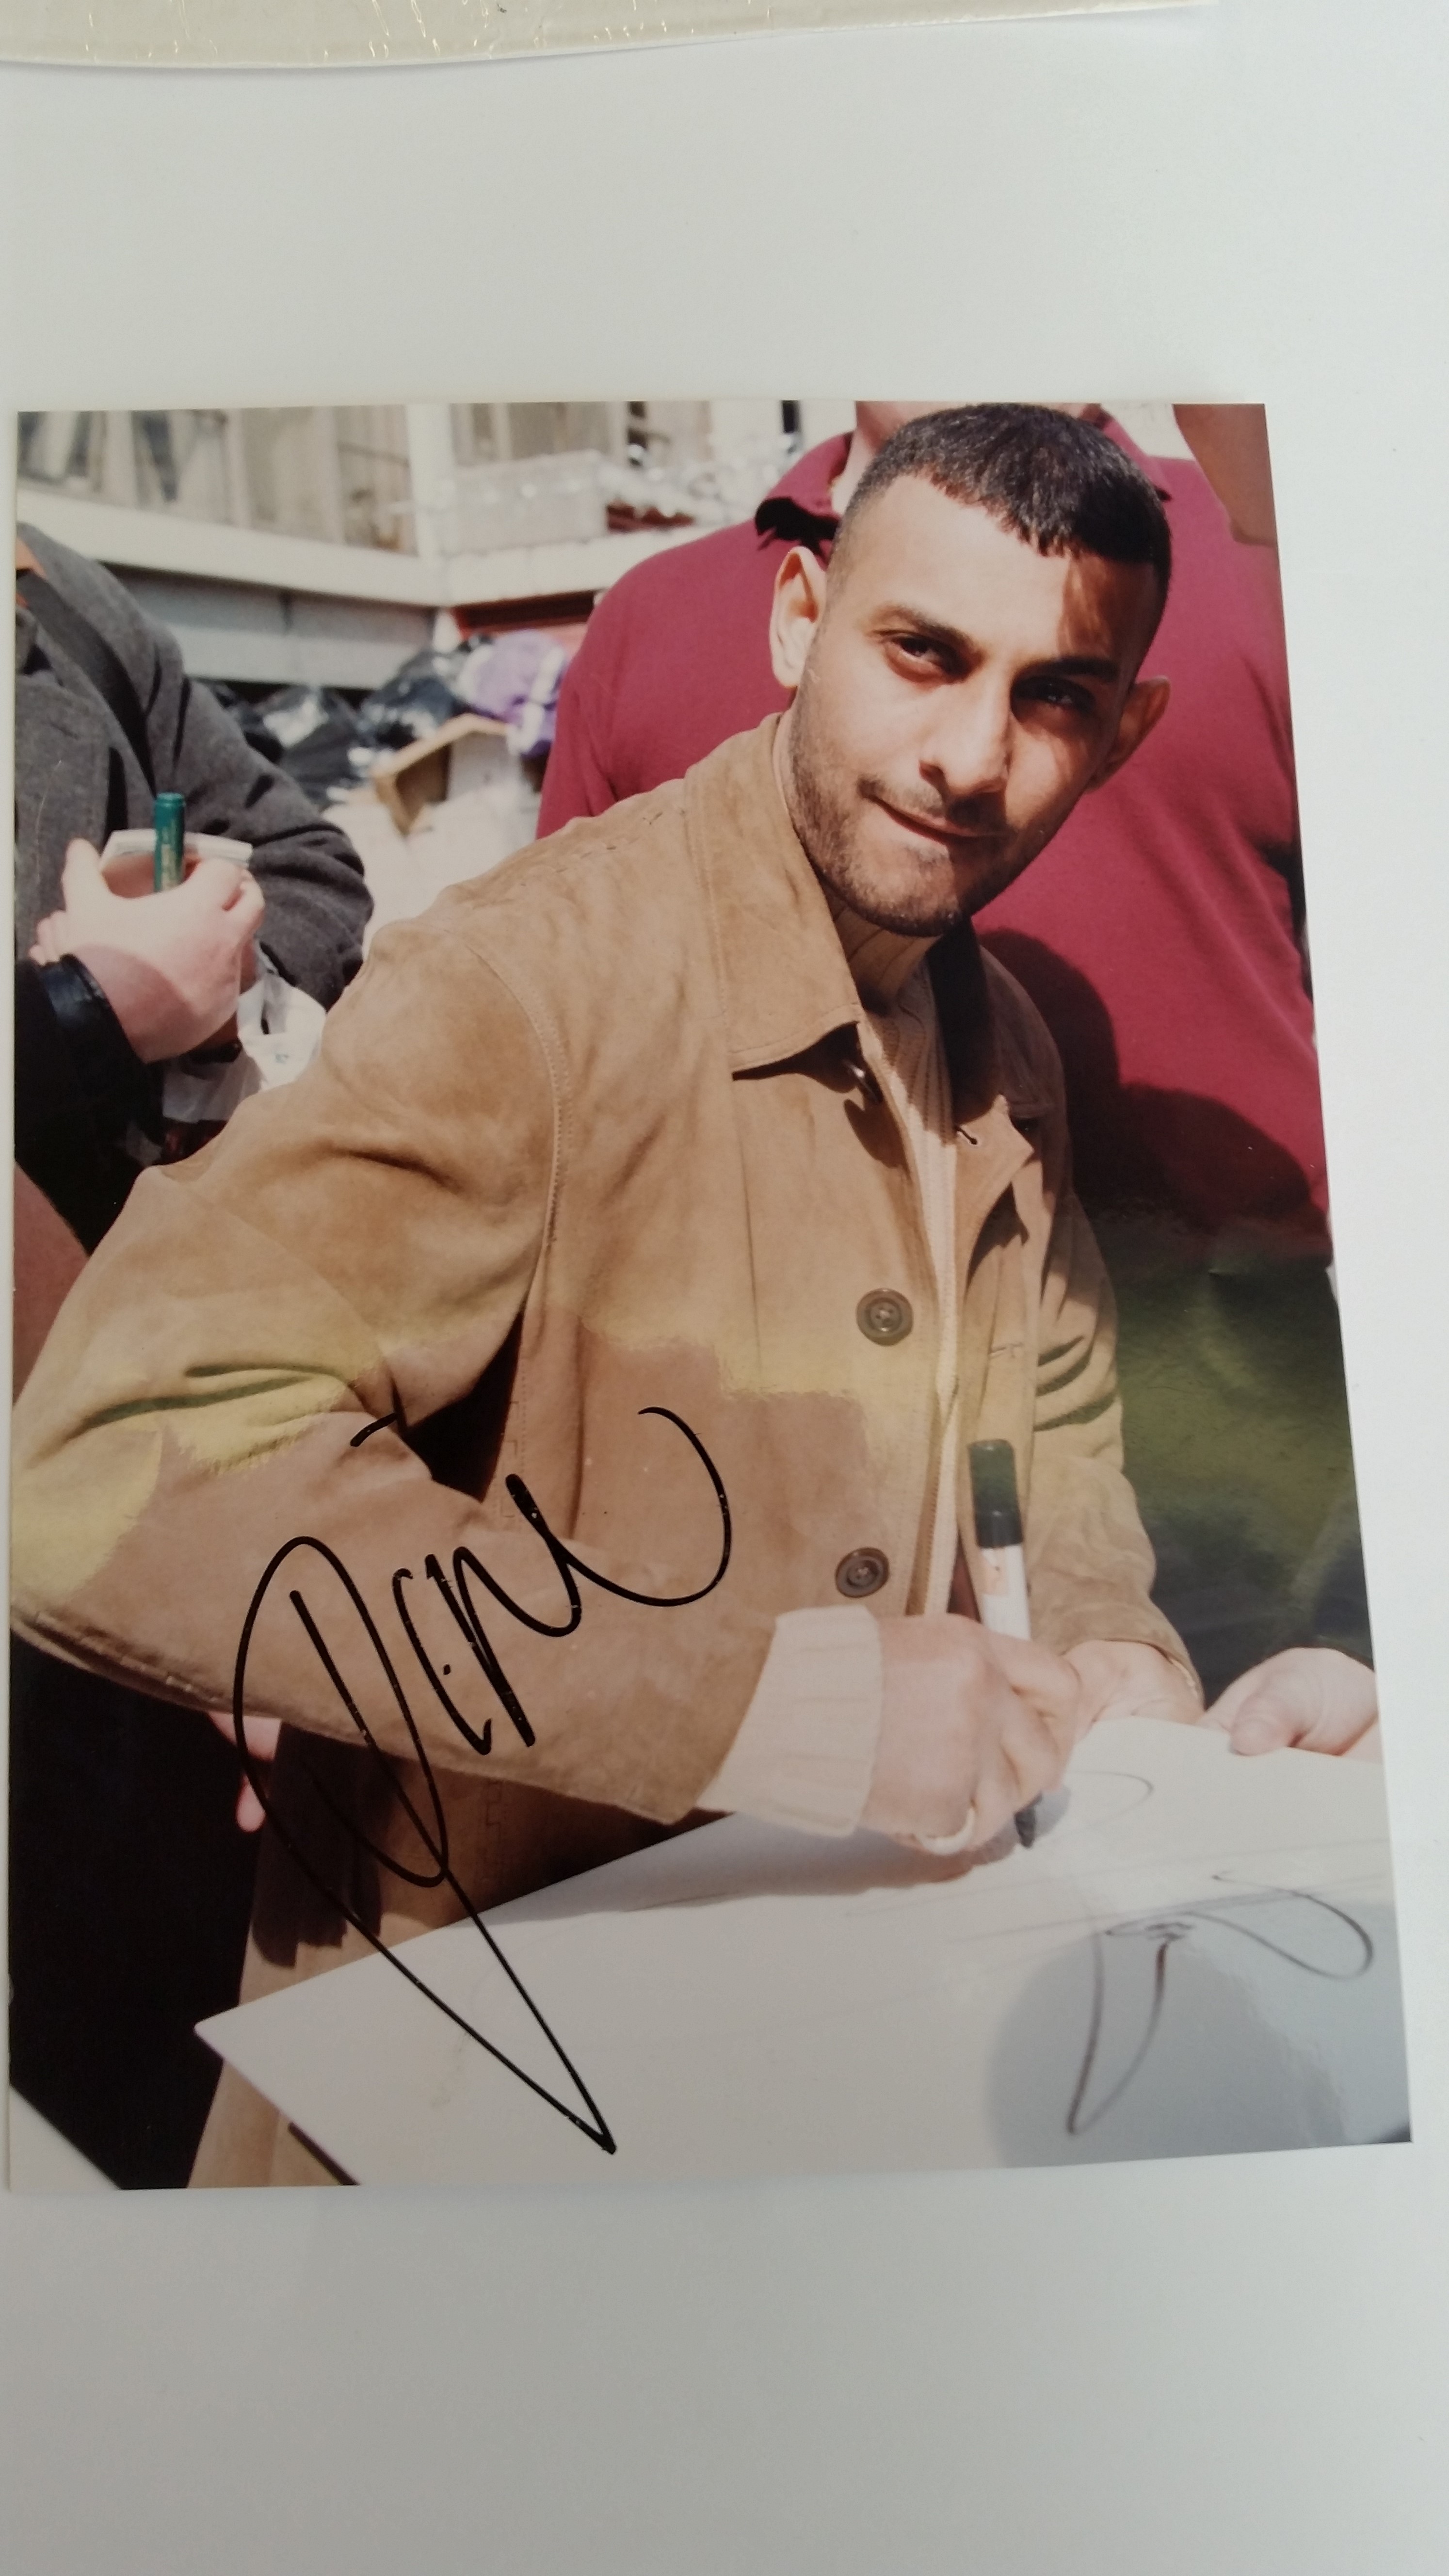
[837, 405, 1172, 615]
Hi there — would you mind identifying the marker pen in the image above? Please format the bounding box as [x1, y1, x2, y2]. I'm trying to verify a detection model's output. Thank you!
[153, 791, 186, 891]
[967, 1440, 1040, 1848]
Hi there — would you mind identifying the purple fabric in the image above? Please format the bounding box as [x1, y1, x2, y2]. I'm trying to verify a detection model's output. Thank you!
[457, 630, 572, 756]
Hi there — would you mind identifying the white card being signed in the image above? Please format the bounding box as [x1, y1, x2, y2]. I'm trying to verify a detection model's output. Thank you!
[198, 1719, 1408, 2188]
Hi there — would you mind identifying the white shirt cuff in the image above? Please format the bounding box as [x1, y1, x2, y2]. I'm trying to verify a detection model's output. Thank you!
[703, 1607, 883, 1836]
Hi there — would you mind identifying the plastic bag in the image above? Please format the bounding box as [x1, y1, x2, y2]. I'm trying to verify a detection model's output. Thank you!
[161, 958, 327, 1132]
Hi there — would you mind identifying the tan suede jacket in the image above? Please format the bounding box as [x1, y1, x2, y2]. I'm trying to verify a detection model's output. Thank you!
[12, 720, 1188, 2170]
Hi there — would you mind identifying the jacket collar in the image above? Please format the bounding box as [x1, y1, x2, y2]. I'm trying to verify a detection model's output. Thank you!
[930, 928, 1006, 1127]
[685, 719, 861, 1073]
[684, 718, 1015, 1124]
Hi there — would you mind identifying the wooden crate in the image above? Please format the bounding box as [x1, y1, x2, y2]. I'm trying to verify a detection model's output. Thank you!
[372, 713, 510, 836]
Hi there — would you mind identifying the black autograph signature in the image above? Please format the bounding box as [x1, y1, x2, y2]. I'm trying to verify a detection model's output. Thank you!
[1065, 1874, 1376, 2138]
[227, 1406, 732, 2157]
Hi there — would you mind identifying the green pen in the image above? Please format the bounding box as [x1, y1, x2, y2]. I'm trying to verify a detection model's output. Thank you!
[152, 791, 186, 890]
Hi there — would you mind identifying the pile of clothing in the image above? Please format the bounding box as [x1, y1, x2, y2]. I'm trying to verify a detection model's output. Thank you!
[211, 628, 576, 812]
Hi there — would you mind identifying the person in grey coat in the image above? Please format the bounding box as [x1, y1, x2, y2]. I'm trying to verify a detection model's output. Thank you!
[16, 523, 372, 1245]
[16, 523, 370, 990]
[11, 528, 372, 2188]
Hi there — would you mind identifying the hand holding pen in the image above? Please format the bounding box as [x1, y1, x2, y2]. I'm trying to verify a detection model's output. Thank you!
[861, 1443, 1196, 1857]
[30, 835, 264, 1062]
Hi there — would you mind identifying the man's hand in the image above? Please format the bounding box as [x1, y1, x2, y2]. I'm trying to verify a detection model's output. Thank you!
[31, 836, 264, 1061]
[1063, 1638, 1202, 1730]
[864, 1626, 1202, 1854]
[1207, 1647, 1380, 1760]
[205, 1708, 282, 1832]
[865, 1617, 1085, 1851]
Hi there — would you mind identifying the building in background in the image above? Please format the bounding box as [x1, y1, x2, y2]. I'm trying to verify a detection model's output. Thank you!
[16, 396, 1187, 695]
[16, 401, 846, 693]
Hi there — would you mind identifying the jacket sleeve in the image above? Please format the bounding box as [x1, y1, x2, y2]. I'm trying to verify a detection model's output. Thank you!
[165, 663, 371, 1008]
[1024, 1188, 1194, 1675]
[11, 900, 769, 1824]
[1008, 1018, 1200, 1691]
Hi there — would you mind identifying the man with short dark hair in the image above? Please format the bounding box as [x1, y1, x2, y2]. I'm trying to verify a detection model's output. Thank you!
[15, 409, 1202, 2186]
[542, 400, 1320, 1257]
[776, 405, 1173, 935]
[541, 401, 1366, 1717]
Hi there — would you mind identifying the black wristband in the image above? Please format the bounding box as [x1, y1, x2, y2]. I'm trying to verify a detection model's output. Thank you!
[37, 955, 157, 1140]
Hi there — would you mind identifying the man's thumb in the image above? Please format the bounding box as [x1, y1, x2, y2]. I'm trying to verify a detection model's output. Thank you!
[1230, 1690, 1296, 1755]
[61, 837, 105, 899]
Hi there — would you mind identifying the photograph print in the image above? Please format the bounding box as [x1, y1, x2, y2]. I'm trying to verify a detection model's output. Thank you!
[9, 395, 1409, 2190]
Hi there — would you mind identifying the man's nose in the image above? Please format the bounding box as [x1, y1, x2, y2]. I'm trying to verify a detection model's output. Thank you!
[920, 679, 1012, 805]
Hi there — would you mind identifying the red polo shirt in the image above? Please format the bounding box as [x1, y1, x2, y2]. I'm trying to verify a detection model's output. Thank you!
[539, 430, 1324, 1247]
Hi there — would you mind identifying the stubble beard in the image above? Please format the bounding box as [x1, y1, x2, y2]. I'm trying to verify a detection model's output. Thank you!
[783, 665, 1025, 937]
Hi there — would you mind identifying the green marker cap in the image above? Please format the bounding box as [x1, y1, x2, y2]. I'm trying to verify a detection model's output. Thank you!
[152, 792, 186, 889]
[968, 1440, 1023, 1549]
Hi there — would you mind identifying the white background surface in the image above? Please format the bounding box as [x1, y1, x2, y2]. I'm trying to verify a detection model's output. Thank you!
[2, 4, 1448, 2568]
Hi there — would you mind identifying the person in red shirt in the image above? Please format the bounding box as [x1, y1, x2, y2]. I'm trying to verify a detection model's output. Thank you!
[539, 424, 849, 831]
[540, 404, 1368, 1703]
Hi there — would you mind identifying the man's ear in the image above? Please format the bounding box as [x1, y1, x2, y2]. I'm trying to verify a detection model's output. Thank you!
[1090, 674, 1171, 789]
[769, 544, 830, 691]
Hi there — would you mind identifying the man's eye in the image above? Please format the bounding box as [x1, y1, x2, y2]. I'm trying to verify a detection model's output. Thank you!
[1021, 678, 1095, 716]
[889, 635, 946, 667]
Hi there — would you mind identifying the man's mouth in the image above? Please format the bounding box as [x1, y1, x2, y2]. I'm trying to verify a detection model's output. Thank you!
[872, 797, 1005, 856]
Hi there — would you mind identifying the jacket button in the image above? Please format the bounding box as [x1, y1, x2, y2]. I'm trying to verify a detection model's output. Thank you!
[836, 1547, 890, 1598]
[857, 1289, 913, 1345]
